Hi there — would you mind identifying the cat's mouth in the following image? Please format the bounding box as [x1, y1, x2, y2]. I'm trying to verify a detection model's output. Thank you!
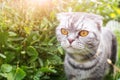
[67, 44, 84, 49]
[67, 45, 73, 48]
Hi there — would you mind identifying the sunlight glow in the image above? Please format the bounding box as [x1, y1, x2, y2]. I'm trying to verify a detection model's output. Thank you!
[29, 0, 50, 6]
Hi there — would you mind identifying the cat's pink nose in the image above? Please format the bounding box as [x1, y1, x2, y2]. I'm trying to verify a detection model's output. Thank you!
[68, 39, 74, 44]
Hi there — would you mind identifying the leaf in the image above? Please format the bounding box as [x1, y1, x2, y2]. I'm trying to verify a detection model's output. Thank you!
[26, 32, 39, 45]
[38, 58, 44, 67]
[3, 68, 26, 80]
[57, 46, 64, 55]
[1, 64, 12, 73]
[4, 51, 15, 63]
[33, 70, 44, 80]
[27, 46, 38, 63]
[50, 11, 56, 21]
[0, 73, 8, 78]
[0, 32, 8, 45]
[48, 36, 56, 43]
[8, 31, 17, 36]
[40, 67, 57, 73]
[8, 37, 24, 42]
[14, 68, 26, 80]
[24, 26, 32, 35]
[7, 71, 14, 80]
[0, 53, 6, 59]
[48, 55, 62, 65]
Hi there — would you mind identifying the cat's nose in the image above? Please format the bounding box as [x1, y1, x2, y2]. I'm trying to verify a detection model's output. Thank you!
[68, 39, 75, 44]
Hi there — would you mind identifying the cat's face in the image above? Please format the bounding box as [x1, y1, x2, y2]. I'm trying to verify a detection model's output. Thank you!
[56, 12, 103, 56]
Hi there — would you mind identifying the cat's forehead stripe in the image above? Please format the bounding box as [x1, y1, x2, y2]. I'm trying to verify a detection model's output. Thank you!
[65, 14, 85, 30]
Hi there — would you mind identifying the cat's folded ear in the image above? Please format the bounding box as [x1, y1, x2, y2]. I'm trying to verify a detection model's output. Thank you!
[87, 13, 103, 31]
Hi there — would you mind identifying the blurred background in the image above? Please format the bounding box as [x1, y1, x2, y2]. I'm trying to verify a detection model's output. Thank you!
[0, 0, 119, 80]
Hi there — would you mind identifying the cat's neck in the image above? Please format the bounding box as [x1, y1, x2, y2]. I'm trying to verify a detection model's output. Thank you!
[67, 52, 101, 63]
[66, 43, 103, 63]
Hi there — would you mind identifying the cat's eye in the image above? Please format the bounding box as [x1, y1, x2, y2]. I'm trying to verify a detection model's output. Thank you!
[79, 30, 89, 37]
[61, 28, 68, 35]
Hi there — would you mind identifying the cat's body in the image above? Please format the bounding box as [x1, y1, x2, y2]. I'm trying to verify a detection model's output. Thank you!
[64, 28, 116, 80]
[56, 12, 117, 80]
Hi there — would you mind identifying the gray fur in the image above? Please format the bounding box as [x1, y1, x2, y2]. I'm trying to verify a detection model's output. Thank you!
[56, 12, 117, 80]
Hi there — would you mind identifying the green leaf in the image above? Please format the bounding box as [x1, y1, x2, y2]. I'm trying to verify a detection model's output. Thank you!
[14, 68, 26, 80]
[0, 73, 8, 78]
[2, 68, 26, 80]
[50, 11, 56, 21]
[57, 46, 64, 55]
[38, 58, 44, 67]
[48, 55, 62, 65]
[33, 70, 44, 80]
[0, 32, 8, 45]
[7, 71, 14, 80]
[8, 31, 17, 36]
[0, 53, 6, 59]
[27, 46, 38, 63]
[48, 36, 56, 43]
[40, 67, 57, 73]
[4, 51, 15, 63]
[1, 64, 12, 73]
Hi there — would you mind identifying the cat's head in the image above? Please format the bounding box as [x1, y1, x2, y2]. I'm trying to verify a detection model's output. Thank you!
[56, 12, 103, 55]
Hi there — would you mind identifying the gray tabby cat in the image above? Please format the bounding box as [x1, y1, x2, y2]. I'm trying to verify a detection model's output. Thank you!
[56, 12, 117, 80]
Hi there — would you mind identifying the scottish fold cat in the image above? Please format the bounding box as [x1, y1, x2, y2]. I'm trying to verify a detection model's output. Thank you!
[56, 12, 117, 80]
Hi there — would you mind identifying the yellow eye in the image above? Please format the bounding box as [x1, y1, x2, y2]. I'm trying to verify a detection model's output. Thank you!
[79, 30, 89, 37]
[61, 28, 68, 35]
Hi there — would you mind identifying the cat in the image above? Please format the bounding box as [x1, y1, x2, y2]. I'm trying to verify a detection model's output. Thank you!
[56, 12, 117, 80]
